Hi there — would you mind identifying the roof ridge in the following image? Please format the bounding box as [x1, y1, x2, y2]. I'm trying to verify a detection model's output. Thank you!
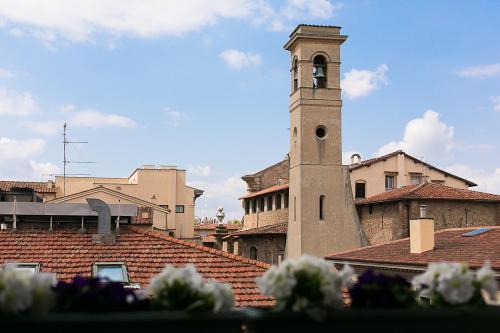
[47, 186, 171, 213]
[129, 226, 271, 269]
[327, 225, 500, 259]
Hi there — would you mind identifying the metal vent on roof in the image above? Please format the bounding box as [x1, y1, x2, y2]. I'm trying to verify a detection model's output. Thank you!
[462, 228, 493, 237]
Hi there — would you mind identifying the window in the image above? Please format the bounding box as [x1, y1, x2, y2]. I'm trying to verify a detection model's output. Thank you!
[267, 196, 273, 211]
[293, 196, 297, 221]
[315, 125, 327, 140]
[284, 193, 289, 208]
[249, 246, 258, 260]
[313, 55, 327, 88]
[292, 58, 298, 92]
[319, 195, 325, 220]
[245, 201, 250, 215]
[252, 199, 257, 213]
[93, 263, 129, 282]
[369, 205, 373, 214]
[385, 175, 395, 190]
[276, 193, 282, 210]
[175, 205, 185, 213]
[259, 197, 265, 212]
[410, 174, 423, 185]
[355, 182, 366, 199]
[15, 263, 40, 274]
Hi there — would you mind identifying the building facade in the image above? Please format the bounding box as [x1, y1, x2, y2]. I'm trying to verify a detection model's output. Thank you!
[0, 165, 202, 239]
[349, 150, 476, 200]
[355, 182, 500, 245]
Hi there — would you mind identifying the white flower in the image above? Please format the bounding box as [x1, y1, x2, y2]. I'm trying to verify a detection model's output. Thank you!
[200, 280, 234, 312]
[413, 262, 497, 305]
[435, 265, 475, 305]
[30, 273, 57, 314]
[257, 255, 349, 311]
[0, 264, 33, 314]
[148, 264, 234, 312]
[476, 261, 498, 301]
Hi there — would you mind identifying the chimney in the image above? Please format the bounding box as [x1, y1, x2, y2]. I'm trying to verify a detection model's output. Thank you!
[87, 198, 116, 245]
[410, 205, 434, 253]
[350, 153, 362, 165]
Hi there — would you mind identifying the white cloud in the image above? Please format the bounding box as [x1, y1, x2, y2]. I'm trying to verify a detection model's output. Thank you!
[283, 0, 341, 20]
[0, 136, 57, 180]
[0, 0, 274, 43]
[0, 137, 45, 159]
[376, 110, 454, 159]
[21, 105, 135, 134]
[341, 64, 388, 99]
[165, 108, 187, 127]
[9, 27, 24, 37]
[21, 120, 64, 135]
[491, 96, 500, 112]
[188, 164, 212, 177]
[456, 63, 500, 78]
[0, 68, 14, 78]
[29, 160, 59, 177]
[60, 103, 75, 113]
[189, 176, 246, 220]
[70, 110, 136, 129]
[0, 87, 39, 116]
[220, 49, 261, 70]
[446, 164, 500, 194]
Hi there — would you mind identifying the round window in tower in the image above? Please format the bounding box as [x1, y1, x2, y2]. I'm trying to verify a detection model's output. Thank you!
[315, 125, 327, 140]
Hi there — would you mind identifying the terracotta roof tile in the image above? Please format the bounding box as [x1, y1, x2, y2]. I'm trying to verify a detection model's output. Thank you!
[0, 181, 57, 193]
[0, 226, 273, 308]
[356, 183, 500, 205]
[239, 184, 289, 200]
[226, 222, 288, 238]
[327, 226, 500, 270]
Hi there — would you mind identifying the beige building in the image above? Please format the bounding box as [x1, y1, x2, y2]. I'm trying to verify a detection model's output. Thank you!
[50, 165, 202, 238]
[349, 150, 476, 200]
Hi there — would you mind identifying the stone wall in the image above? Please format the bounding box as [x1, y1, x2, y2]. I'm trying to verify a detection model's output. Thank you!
[357, 200, 499, 246]
[237, 235, 287, 265]
[243, 208, 288, 230]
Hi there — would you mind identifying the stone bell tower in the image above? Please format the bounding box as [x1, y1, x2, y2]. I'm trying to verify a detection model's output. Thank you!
[284, 25, 365, 258]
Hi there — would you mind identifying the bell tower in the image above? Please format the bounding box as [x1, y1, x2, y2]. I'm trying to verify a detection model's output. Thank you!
[285, 25, 364, 258]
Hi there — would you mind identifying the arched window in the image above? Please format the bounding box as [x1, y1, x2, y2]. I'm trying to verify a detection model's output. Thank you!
[259, 197, 265, 212]
[249, 246, 258, 260]
[276, 193, 282, 209]
[245, 200, 250, 215]
[313, 55, 327, 89]
[292, 58, 298, 92]
[319, 195, 325, 220]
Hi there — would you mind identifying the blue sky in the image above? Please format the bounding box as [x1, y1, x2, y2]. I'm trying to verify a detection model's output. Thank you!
[0, 0, 499, 219]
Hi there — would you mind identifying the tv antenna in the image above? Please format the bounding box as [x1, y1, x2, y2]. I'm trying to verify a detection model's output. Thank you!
[62, 123, 95, 200]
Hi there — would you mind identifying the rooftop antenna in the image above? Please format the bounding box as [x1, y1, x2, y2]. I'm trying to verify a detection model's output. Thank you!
[62, 123, 95, 200]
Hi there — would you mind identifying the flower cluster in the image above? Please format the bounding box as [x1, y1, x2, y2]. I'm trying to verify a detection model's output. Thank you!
[0, 264, 56, 314]
[148, 264, 234, 312]
[257, 255, 353, 312]
[53, 276, 149, 312]
[349, 270, 416, 308]
[412, 262, 497, 306]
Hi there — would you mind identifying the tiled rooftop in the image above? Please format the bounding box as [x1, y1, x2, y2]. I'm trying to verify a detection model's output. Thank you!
[327, 226, 500, 270]
[0, 181, 57, 193]
[239, 184, 289, 200]
[356, 182, 500, 205]
[227, 222, 288, 238]
[0, 226, 273, 307]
